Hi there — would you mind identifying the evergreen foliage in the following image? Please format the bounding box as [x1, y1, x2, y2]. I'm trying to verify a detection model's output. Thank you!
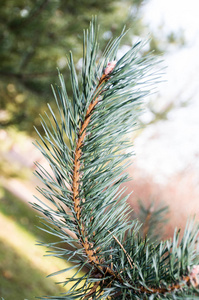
[0, 0, 145, 134]
[33, 19, 199, 299]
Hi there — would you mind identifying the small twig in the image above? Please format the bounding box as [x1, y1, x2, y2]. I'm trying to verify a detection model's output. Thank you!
[110, 247, 113, 270]
[83, 281, 100, 299]
[108, 230, 134, 269]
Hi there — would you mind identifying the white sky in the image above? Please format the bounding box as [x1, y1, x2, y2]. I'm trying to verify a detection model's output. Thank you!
[143, 0, 199, 44]
[134, 0, 199, 183]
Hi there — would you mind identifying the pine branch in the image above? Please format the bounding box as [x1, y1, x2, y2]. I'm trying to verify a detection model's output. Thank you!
[33, 18, 199, 299]
[72, 67, 123, 278]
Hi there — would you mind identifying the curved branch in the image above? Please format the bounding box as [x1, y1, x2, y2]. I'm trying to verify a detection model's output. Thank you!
[72, 73, 108, 264]
[71, 64, 125, 287]
[139, 275, 191, 295]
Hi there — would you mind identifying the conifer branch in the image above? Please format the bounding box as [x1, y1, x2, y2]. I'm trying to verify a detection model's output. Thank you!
[33, 19, 199, 299]
[72, 72, 111, 266]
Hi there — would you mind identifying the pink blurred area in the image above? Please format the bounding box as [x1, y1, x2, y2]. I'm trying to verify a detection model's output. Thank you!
[126, 164, 199, 238]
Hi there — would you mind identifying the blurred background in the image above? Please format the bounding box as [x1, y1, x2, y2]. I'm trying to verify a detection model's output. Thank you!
[0, 0, 199, 298]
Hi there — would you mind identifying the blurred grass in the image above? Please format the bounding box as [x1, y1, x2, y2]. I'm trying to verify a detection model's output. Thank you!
[0, 187, 78, 299]
[0, 187, 57, 243]
[0, 239, 66, 299]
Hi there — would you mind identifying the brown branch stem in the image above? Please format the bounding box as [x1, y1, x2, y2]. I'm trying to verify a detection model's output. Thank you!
[72, 71, 124, 286]
[139, 275, 190, 295]
[72, 73, 108, 265]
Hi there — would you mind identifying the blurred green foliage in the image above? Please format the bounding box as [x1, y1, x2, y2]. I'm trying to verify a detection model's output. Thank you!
[0, 0, 146, 135]
[0, 188, 56, 242]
